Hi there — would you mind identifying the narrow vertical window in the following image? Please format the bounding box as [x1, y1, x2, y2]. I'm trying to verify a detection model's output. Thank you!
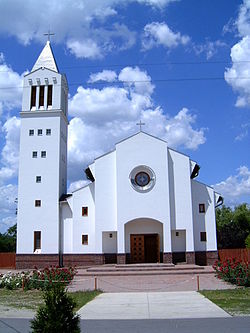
[82, 207, 88, 216]
[200, 232, 207, 242]
[30, 86, 36, 109]
[39, 85, 45, 107]
[82, 235, 88, 245]
[34, 231, 41, 251]
[199, 204, 205, 213]
[47, 85, 53, 107]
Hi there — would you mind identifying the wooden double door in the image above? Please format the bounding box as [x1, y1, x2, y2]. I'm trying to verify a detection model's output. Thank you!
[130, 234, 160, 263]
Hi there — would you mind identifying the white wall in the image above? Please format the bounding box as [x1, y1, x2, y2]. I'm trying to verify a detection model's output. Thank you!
[168, 149, 194, 252]
[70, 183, 96, 253]
[116, 133, 172, 254]
[171, 230, 186, 252]
[191, 180, 217, 251]
[102, 232, 117, 253]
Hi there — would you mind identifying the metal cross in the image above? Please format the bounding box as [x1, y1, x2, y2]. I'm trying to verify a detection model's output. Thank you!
[44, 30, 55, 42]
[136, 120, 145, 131]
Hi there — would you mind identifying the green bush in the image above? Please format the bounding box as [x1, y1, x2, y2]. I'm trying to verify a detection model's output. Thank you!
[213, 258, 249, 287]
[245, 234, 250, 248]
[30, 284, 80, 333]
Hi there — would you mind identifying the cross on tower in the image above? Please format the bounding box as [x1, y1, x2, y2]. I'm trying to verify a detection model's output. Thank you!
[44, 29, 55, 42]
[136, 120, 145, 131]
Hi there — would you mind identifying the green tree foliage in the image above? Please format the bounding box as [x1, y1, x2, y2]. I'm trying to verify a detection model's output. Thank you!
[216, 204, 250, 249]
[0, 223, 16, 252]
[31, 284, 80, 333]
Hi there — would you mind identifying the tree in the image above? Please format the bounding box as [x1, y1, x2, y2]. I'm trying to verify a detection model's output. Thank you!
[30, 284, 80, 333]
[216, 204, 250, 249]
[0, 223, 17, 252]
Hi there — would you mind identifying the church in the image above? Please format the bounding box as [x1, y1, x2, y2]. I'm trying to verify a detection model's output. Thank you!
[16, 42, 223, 269]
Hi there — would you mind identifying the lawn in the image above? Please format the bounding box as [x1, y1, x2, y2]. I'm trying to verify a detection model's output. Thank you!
[200, 288, 250, 316]
[0, 289, 102, 312]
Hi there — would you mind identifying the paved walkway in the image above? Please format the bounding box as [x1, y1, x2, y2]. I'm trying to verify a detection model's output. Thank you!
[77, 291, 230, 320]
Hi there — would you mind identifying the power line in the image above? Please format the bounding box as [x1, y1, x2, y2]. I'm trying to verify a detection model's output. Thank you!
[1, 59, 250, 73]
[0, 76, 249, 90]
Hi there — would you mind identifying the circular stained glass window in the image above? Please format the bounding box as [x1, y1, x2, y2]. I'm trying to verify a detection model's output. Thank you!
[135, 172, 150, 187]
[129, 165, 156, 193]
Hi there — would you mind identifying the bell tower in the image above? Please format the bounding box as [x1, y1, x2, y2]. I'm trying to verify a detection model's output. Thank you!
[16, 41, 68, 267]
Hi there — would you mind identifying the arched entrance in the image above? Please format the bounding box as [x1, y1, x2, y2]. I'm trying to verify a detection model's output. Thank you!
[125, 218, 163, 263]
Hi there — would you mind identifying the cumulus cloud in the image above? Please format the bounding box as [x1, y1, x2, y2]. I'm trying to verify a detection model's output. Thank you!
[68, 66, 206, 184]
[214, 166, 250, 205]
[0, 0, 175, 59]
[224, 0, 250, 108]
[0, 117, 21, 184]
[68, 179, 91, 192]
[0, 53, 23, 117]
[142, 22, 190, 50]
[0, 184, 17, 233]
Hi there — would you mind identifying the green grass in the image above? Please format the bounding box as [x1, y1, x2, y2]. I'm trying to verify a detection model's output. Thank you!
[0, 289, 102, 312]
[200, 288, 250, 316]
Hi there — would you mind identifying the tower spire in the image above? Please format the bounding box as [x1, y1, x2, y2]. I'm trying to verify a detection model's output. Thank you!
[32, 41, 58, 73]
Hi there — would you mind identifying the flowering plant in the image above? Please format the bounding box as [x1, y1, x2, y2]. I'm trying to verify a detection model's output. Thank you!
[0, 266, 77, 290]
[213, 258, 249, 287]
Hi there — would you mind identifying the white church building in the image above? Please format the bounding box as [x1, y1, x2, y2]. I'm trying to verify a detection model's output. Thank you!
[16, 42, 223, 268]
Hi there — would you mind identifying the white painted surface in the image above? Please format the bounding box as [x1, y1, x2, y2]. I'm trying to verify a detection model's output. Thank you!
[102, 232, 117, 253]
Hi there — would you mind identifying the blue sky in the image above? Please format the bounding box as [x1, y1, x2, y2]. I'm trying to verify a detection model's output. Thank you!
[0, 0, 249, 232]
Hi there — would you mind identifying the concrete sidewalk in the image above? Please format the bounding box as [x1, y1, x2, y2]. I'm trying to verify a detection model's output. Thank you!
[77, 291, 230, 320]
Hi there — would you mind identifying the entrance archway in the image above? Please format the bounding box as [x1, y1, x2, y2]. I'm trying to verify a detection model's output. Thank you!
[125, 218, 163, 263]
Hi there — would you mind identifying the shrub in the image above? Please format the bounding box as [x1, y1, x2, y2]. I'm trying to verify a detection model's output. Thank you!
[26, 266, 77, 291]
[213, 258, 249, 287]
[30, 283, 80, 333]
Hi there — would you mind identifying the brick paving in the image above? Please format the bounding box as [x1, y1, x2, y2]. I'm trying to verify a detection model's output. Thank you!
[68, 265, 235, 293]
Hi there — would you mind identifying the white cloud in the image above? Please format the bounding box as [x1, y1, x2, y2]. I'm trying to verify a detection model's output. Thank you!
[224, 0, 250, 108]
[142, 22, 190, 50]
[214, 166, 250, 205]
[68, 67, 206, 182]
[88, 70, 117, 83]
[194, 40, 227, 60]
[0, 183, 17, 233]
[0, 0, 175, 59]
[0, 117, 21, 184]
[0, 53, 23, 117]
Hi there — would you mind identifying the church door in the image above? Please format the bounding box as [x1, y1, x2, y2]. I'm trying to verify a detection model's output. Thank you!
[130, 234, 160, 263]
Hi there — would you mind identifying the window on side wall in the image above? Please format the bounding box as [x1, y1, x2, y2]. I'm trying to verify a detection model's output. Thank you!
[82, 207, 88, 216]
[82, 235, 88, 245]
[35, 200, 41, 207]
[200, 232, 207, 242]
[34, 231, 41, 251]
[199, 203, 205, 213]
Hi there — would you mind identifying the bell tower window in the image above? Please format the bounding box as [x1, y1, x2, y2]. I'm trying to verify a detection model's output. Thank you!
[47, 85, 53, 107]
[30, 86, 36, 109]
[39, 85, 45, 107]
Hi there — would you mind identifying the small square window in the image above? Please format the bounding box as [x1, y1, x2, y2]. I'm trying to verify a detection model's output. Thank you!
[35, 200, 41, 207]
[200, 232, 207, 242]
[41, 151, 46, 158]
[38, 129, 43, 136]
[32, 151, 38, 158]
[36, 176, 41, 183]
[29, 129, 34, 136]
[176, 232, 179, 237]
[82, 235, 88, 245]
[199, 203, 205, 213]
[82, 207, 88, 216]
[46, 129, 51, 136]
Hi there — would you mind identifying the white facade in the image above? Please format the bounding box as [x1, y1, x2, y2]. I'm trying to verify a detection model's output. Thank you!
[17, 42, 222, 266]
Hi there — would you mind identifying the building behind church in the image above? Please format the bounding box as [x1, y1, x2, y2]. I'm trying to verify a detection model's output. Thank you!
[16, 42, 223, 268]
